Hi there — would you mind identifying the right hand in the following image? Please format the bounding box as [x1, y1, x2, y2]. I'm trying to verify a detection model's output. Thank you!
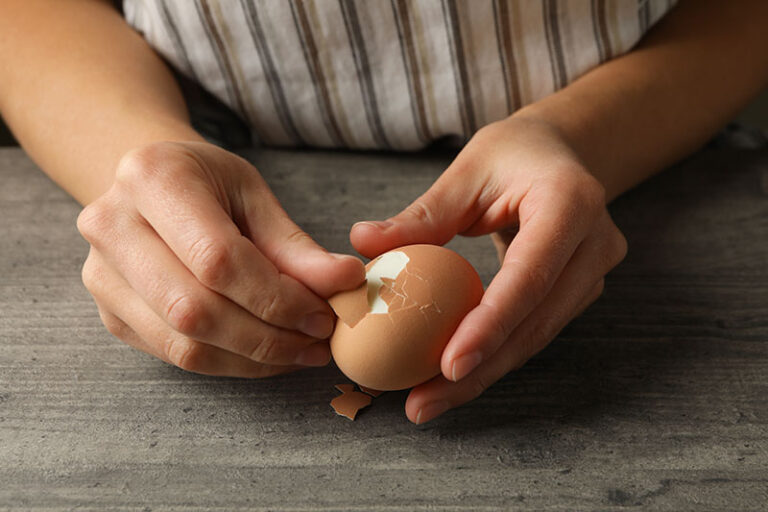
[77, 141, 365, 377]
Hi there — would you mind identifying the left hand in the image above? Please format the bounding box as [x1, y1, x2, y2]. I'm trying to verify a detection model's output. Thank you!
[350, 115, 628, 424]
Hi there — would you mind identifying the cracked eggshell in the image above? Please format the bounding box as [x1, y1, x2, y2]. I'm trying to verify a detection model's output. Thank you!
[329, 244, 483, 391]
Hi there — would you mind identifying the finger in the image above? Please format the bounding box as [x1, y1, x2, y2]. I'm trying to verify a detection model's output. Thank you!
[174, 142, 365, 297]
[349, 165, 486, 259]
[114, 142, 346, 337]
[242, 193, 367, 299]
[84, 252, 311, 377]
[78, 209, 331, 366]
[406, 275, 608, 425]
[96, 307, 305, 379]
[439, 180, 607, 383]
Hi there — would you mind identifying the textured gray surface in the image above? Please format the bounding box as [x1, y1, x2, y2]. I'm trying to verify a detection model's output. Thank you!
[1, 146, 767, 511]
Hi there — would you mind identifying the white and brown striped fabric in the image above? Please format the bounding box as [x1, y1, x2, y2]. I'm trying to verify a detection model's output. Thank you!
[123, 0, 677, 149]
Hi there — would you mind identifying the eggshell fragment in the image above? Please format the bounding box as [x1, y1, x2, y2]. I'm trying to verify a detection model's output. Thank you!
[330, 384, 372, 420]
[328, 283, 368, 328]
[334, 384, 355, 394]
[329, 244, 484, 391]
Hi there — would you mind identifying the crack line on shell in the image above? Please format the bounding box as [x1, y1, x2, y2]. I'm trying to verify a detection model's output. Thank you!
[377, 264, 443, 327]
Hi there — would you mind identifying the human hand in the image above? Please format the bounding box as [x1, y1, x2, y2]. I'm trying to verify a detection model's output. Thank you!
[350, 116, 627, 423]
[78, 141, 365, 377]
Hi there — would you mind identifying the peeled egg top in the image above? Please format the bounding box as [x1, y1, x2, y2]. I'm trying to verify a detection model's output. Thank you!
[329, 244, 484, 391]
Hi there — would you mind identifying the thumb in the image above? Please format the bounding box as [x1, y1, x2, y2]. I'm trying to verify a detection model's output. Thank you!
[242, 190, 365, 300]
[350, 176, 478, 259]
[264, 216, 365, 299]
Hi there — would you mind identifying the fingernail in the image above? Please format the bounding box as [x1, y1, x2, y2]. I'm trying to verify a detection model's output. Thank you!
[451, 351, 483, 382]
[329, 252, 361, 263]
[299, 312, 334, 339]
[415, 400, 450, 424]
[294, 343, 331, 367]
[353, 220, 392, 230]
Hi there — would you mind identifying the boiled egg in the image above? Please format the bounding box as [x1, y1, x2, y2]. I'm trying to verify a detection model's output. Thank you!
[329, 244, 483, 390]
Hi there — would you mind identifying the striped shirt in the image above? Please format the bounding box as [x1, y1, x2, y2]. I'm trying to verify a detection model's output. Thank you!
[123, 0, 677, 150]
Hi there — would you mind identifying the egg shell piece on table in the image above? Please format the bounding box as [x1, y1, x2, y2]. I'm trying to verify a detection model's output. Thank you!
[330, 384, 372, 420]
[329, 244, 484, 391]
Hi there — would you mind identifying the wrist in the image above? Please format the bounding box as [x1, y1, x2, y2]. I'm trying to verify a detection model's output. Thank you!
[509, 98, 626, 202]
[119, 117, 206, 155]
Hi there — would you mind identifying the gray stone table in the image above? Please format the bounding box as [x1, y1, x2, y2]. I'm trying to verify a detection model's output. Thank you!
[1, 145, 767, 511]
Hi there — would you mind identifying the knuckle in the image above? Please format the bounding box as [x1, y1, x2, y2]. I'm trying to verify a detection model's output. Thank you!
[80, 254, 100, 292]
[610, 229, 629, 265]
[166, 337, 205, 372]
[476, 121, 497, 138]
[594, 278, 606, 298]
[519, 260, 555, 301]
[579, 174, 606, 211]
[81, 253, 112, 300]
[165, 294, 208, 337]
[188, 237, 233, 290]
[76, 202, 112, 243]
[115, 142, 186, 185]
[255, 295, 285, 323]
[115, 147, 154, 185]
[252, 291, 287, 325]
[99, 310, 129, 339]
[248, 333, 282, 363]
[576, 278, 605, 317]
[404, 200, 435, 224]
[284, 228, 313, 246]
[599, 222, 628, 270]
[485, 303, 513, 346]
[469, 120, 503, 146]
[272, 229, 313, 269]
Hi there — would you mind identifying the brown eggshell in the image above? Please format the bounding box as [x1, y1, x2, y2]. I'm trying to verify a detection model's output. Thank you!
[328, 283, 368, 328]
[329, 244, 484, 391]
[330, 384, 372, 420]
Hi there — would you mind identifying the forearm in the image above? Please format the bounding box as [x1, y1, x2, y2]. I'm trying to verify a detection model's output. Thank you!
[517, 0, 768, 202]
[0, 0, 204, 205]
